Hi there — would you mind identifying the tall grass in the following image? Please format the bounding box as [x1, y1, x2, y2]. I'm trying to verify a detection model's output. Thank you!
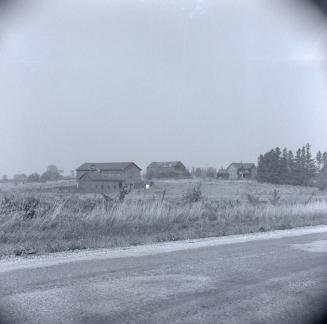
[0, 189, 326, 257]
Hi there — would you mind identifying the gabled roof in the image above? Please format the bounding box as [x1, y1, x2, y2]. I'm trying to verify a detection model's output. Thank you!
[147, 161, 184, 168]
[76, 162, 141, 172]
[227, 163, 256, 170]
[79, 172, 123, 182]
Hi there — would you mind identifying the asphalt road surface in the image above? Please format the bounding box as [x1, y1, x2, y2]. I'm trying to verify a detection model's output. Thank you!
[0, 226, 327, 324]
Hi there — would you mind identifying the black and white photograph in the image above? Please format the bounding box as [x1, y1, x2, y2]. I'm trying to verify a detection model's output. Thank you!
[0, 0, 327, 323]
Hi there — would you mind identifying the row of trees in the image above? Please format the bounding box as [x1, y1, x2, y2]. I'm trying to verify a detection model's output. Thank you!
[257, 144, 327, 186]
[2, 165, 68, 183]
[191, 167, 217, 178]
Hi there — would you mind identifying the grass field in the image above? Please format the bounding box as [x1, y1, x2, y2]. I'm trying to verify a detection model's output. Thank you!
[0, 179, 326, 258]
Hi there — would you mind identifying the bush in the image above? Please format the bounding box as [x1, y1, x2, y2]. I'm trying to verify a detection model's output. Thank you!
[0, 194, 40, 219]
[22, 197, 39, 219]
[246, 193, 266, 206]
[184, 184, 202, 203]
[269, 189, 281, 206]
[28, 173, 41, 182]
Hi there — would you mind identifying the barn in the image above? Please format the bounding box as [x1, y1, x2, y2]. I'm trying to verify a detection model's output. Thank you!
[146, 161, 191, 179]
[76, 162, 142, 192]
[226, 163, 257, 180]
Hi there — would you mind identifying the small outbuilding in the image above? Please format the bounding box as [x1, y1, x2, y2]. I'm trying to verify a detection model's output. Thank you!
[146, 161, 191, 179]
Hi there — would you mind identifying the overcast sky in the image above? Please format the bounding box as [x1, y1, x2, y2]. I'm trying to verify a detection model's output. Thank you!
[0, 0, 327, 176]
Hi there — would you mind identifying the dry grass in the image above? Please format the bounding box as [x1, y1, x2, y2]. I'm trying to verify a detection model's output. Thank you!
[0, 179, 326, 257]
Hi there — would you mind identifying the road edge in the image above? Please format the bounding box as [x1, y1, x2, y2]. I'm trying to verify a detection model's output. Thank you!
[1, 224, 327, 273]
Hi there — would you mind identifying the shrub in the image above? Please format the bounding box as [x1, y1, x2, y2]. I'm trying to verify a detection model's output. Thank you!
[246, 193, 266, 206]
[22, 197, 39, 219]
[184, 183, 202, 203]
[269, 189, 281, 206]
[27, 173, 41, 182]
[119, 186, 130, 202]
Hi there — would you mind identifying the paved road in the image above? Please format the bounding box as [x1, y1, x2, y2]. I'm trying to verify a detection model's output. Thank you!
[0, 227, 327, 324]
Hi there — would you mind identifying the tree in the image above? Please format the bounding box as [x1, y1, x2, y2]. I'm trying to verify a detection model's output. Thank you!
[301, 146, 306, 171]
[13, 174, 27, 183]
[205, 167, 217, 178]
[317, 168, 327, 190]
[1, 175, 8, 182]
[280, 148, 289, 181]
[287, 150, 295, 184]
[257, 144, 322, 186]
[41, 165, 62, 181]
[192, 168, 204, 178]
[316, 151, 323, 171]
[304, 143, 317, 184]
[257, 149, 282, 184]
[257, 154, 267, 182]
[293, 149, 305, 185]
[28, 173, 40, 182]
[323, 152, 327, 170]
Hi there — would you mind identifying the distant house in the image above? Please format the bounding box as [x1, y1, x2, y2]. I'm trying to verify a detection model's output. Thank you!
[217, 168, 230, 180]
[146, 161, 191, 179]
[76, 162, 142, 192]
[226, 163, 257, 180]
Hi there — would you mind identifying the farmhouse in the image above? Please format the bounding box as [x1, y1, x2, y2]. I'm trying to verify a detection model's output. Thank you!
[76, 162, 142, 192]
[146, 161, 191, 179]
[226, 163, 257, 180]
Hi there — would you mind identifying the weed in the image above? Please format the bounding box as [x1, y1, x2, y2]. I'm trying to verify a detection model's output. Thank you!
[269, 189, 281, 206]
[184, 183, 202, 203]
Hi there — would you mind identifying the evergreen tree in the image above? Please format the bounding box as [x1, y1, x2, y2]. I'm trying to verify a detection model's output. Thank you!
[288, 150, 295, 184]
[323, 152, 327, 170]
[305, 143, 317, 183]
[270, 149, 282, 184]
[301, 146, 306, 171]
[316, 151, 323, 171]
[257, 144, 323, 186]
[294, 149, 304, 185]
[280, 148, 289, 182]
[257, 154, 266, 182]
[257, 151, 276, 183]
[317, 167, 327, 190]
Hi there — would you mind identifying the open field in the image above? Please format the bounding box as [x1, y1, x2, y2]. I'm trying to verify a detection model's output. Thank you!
[0, 179, 326, 258]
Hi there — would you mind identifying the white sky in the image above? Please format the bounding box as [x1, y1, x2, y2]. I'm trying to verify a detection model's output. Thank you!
[0, 0, 327, 176]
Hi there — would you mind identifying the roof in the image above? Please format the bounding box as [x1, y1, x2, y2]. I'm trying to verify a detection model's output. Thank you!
[79, 172, 123, 182]
[147, 161, 184, 168]
[76, 162, 141, 172]
[227, 163, 256, 170]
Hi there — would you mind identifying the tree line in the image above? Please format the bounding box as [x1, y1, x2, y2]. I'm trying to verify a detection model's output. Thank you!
[191, 167, 217, 179]
[1, 165, 75, 183]
[257, 144, 327, 188]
